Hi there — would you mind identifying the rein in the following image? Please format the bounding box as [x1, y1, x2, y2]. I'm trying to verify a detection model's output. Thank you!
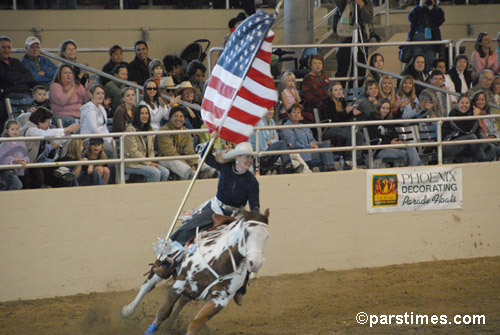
[194, 219, 268, 301]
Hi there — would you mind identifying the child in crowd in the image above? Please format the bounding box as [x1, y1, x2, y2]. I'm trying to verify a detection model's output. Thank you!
[29, 85, 51, 112]
[47, 139, 84, 188]
[79, 138, 110, 185]
[280, 71, 301, 119]
[0, 120, 29, 190]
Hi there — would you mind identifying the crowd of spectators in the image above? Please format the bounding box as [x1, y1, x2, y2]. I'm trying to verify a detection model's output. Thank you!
[1, 6, 500, 190]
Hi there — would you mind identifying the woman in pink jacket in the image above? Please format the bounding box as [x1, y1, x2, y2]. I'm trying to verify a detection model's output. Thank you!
[471, 32, 499, 81]
[49, 64, 87, 128]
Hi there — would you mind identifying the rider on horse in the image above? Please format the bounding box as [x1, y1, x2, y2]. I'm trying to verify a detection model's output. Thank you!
[154, 130, 260, 305]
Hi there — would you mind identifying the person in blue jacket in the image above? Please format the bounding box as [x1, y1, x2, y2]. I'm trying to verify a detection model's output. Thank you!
[21, 36, 57, 89]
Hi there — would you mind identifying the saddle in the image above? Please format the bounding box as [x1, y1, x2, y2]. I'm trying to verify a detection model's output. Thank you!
[148, 214, 236, 279]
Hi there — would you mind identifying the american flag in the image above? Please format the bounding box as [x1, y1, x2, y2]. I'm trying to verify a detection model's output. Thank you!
[201, 9, 278, 144]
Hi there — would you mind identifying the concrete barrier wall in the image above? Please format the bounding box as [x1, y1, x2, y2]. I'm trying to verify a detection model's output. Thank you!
[1, 162, 499, 302]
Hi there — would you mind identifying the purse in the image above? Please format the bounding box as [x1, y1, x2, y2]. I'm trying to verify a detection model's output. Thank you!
[399, 44, 412, 63]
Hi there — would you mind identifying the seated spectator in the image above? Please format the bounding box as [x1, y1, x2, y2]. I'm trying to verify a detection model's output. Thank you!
[177, 81, 202, 129]
[0, 36, 35, 128]
[49, 64, 87, 127]
[379, 75, 401, 118]
[467, 69, 496, 105]
[302, 54, 330, 123]
[112, 87, 136, 133]
[401, 54, 428, 96]
[442, 95, 487, 162]
[156, 105, 216, 180]
[356, 79, 380, 120]
[366, 99, 423, 166]
[366, 53, 384, 85]
[124, 105, 169, 183]
[472, 90, 500, 142]
[46, 139, 83, 188]
[199, 126, 234, 152]
[186, 60, 206, 105]
[128, 40, 151, 86]
[149, 59, 166, 87]
[430, 59, 455, 97]
[104, 64, 128, 115]
[281, 103, 336, 172]
[29, 85, 51, 112]
[20, 107, 79, 188]
[320, 81, 364, 163]
[280, 71, 301, 119]
[80, 84, 113, 155]
[419, 70, 447, 118]
[0, 120, 28, 191]
[249, 107, 304, 175]
[471, 32, 499, 81]
[162, 54, 183, 85]
[21, 36, 57, 89]
[79, 138, 110, 185]
[397, 75, 419, 119]
[447, 54, 473, 95]
[59, 39, 89, 86]
[101, 45, 127, 86]
[139, 79, 170, 131]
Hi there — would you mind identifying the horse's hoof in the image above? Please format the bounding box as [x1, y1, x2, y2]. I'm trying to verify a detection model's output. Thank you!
[120, 303, 135, 318]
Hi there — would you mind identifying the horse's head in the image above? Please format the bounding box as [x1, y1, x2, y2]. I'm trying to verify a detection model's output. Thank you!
[240, 209, 270, 273]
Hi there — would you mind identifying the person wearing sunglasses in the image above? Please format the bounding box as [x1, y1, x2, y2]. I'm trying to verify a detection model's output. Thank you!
[139, 79, 170, 131]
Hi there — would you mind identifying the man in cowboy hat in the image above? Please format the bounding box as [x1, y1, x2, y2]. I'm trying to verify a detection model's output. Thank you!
[177, 81, 203, 128]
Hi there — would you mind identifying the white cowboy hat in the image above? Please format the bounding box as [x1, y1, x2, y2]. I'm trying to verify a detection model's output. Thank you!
[176, 81, 195, 94]
[223, 142, 254, 161]
[160, 76, 178, 90]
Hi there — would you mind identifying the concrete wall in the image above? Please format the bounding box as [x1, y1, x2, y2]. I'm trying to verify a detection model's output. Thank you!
[1, 163, 499, 302]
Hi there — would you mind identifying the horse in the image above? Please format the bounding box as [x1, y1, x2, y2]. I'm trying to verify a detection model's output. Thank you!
[121, 209, 270, 335]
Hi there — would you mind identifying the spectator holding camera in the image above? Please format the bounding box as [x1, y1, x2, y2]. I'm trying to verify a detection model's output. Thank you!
[407, 0, 445, 72]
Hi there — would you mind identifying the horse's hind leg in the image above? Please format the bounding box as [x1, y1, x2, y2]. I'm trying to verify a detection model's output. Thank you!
[164, 294, 190, 330]
[121, 274, 163, 318]
[144, 287, 182, 334]
[186, 301, 223, 335]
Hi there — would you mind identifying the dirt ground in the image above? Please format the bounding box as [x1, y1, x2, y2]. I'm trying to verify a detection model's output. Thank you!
[1, 256, 499, 335]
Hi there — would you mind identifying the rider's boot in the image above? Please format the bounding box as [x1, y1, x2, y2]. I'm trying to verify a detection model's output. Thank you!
[233, 271, 250, 306]
[153, 240, 185, 280]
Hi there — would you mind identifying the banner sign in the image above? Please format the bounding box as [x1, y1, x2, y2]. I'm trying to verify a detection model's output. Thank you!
[367, 167, 463, 213]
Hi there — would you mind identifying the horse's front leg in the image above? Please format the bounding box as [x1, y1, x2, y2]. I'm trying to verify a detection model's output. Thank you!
[187, 301, 223, 335]
[121, 274, 163, 318]
[144, 286, 182, 334]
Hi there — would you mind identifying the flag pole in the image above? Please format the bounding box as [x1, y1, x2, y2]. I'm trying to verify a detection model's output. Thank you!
[163, 136, 216, 242]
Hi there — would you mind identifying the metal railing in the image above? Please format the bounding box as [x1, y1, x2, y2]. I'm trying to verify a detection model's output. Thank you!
[2, 114, 499, 186]
[207, 39, 454, 80]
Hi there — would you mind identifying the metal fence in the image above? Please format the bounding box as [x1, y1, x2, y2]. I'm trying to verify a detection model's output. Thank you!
[2, 114, 499, 186]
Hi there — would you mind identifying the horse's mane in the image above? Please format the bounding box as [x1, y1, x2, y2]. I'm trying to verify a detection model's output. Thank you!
[239, 209, 269, 225]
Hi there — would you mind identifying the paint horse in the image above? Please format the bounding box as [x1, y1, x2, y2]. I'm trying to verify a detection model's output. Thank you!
[121, 209, 270, 335]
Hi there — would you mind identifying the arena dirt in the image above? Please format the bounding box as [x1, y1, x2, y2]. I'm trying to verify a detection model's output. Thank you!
[1, 256, 498, 335]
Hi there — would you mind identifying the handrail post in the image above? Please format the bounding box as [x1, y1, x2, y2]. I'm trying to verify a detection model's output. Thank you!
[437, 120, 443, 165]
[385, 0, 389, 26]
[255, 128, 261, 174]
[120, 134, 125, 184]
[351, 124, 357, 169]
[448, 41, 453, 69]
